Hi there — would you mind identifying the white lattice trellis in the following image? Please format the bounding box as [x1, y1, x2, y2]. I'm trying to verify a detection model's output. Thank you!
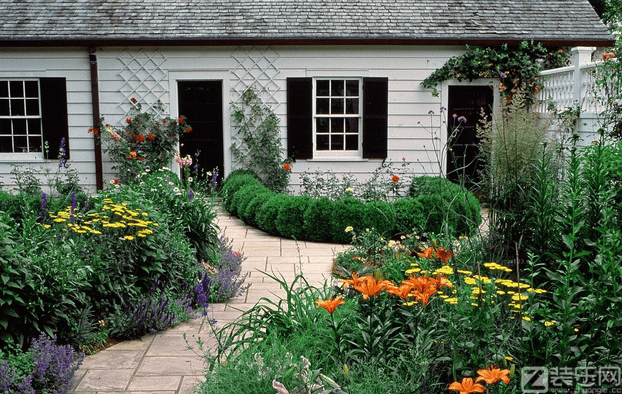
[230, 47, 281, 168]
[117, 49, 168, 124]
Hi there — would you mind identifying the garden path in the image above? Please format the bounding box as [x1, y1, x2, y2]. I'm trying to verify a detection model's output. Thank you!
[68, 205, 348, 394]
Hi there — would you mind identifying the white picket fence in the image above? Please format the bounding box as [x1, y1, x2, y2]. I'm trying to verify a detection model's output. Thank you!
[534, 47, 616, 144]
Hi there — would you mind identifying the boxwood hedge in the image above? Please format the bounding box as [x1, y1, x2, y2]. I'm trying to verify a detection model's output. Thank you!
[221, 171, 481, 243]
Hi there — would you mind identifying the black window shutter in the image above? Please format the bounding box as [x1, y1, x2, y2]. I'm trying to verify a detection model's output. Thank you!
[40, 77, 69, 160]
[362, 77, 388, 159]
[286, 77, 313, 160]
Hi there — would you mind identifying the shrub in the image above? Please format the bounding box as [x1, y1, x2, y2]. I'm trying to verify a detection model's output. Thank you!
[362, 200, 395, 238]
[255, 194, 290, 235]
[230, 183, 269, 218]
[408, 176, 481, 236]
[221, 170, 261, 212]
[392, 198, 426, 235]
[275, 196, 312, 240]
[302, 197, 336, 243]
[240, 190, 274, 225]
[330, 197, 366, 244]
[0, 333, 84, 394]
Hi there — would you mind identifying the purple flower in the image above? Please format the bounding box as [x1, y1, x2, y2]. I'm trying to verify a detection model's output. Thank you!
[458, 116, 467, 123]
[70, 191, 76, 223]
[39, 192, 47, 219]
[58, 137, 67, 168]
[428, 110, 434, 115]
[440, 106, 447, 112]
[452, 113, 458, 119]
[499, 72, 507, 79]
[188, 188, 194, 200]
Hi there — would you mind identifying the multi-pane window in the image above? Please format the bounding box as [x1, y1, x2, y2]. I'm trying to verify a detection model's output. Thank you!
[0, 80, 43, 153]
[314, 79, 361, 153]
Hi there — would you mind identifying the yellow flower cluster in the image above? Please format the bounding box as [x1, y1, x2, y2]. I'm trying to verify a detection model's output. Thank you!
[44, 198, 158, 241]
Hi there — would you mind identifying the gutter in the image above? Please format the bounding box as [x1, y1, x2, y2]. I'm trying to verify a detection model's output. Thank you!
[88, 46, 104, 191]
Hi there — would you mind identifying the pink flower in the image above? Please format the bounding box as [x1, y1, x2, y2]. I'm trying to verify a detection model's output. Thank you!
[272, 380, 289, 394]
[107, 128, 122, 141]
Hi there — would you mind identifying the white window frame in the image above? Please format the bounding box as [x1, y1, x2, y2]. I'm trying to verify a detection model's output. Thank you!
[312, 77, 362, 159]
[0, 79, 44, 160]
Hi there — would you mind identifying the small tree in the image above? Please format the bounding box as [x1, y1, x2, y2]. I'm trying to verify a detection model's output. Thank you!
[230, 87, 290, 193]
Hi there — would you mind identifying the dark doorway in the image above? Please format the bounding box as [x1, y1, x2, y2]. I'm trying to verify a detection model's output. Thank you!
[178, 80, 223, 185]
[446, 85, 493, 191]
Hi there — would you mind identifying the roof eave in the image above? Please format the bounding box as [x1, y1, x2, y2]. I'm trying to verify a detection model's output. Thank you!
[0, 36, 615, 48]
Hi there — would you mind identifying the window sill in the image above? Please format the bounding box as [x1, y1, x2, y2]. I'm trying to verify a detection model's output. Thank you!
[307, 157, 370, 162]
[0, 154, 46, 163]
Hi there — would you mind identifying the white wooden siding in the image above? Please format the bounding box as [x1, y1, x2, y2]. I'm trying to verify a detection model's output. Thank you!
[1, 45, 469, 193]
[0, 47, 98, 192]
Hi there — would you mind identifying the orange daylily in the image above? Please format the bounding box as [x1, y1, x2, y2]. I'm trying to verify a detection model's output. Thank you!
[353, 276, 392, 299]
[448, 377, 485, 394]
[340, 272, 367, 290]
[418, 247, 435, 259]
[315, 296, 346, 314]
[405, 275, 436, 293]
[413, 286, 438, 306]
[476, 367, 510, 385]
[435, 274, 454, 289]
[386, 283, 414, 300]
[434, 247, 454, 264]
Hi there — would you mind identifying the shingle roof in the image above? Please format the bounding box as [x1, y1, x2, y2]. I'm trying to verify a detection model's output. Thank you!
[0, 0, 614, 46]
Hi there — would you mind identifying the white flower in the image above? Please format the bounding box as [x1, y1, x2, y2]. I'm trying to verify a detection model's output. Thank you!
[173, 187, 180, 193]
[188, 177, 193, 182]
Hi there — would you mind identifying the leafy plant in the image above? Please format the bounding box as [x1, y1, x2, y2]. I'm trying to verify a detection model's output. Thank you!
[421, 41, 568, 98]
[101, 99, 192, 184]
[231, 87, 291, 193]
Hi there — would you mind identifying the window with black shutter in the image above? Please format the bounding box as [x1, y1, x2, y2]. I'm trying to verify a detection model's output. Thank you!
[286, 76, 388, 160]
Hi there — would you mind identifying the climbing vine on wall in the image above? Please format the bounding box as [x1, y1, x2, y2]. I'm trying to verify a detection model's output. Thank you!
[421, 41, 569, 99]
[231, 87, 291, 193]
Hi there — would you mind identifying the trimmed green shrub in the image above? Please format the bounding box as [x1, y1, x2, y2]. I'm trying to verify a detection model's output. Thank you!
[330, 197, 366, 244]
[362, 200, 395, 238]
[275, 195, 312, 240]
[221, 170, 261, 211]
[408, 176, 481, 235]
[256, 194, 290, 235]
[303, 197, 336, 243]
[393, 198, 426, 235]
[242, 191, 276, 226]
[230, 183, 269, 217]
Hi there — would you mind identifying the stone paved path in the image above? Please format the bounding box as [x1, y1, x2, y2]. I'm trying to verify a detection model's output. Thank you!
[68, 206, 348, 394]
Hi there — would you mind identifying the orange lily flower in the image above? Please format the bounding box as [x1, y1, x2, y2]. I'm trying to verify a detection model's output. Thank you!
[340, 272, 366, 290]
[413, 286, 438, 306]
[448, 377, 485, 394]
[418, 247, 435, 259]
[405, 275, 435, 293]
[315, 296, 345, 314]
[353, 276, 391, 299]
[476, 367, 510, 385]
[435, 274, 454, 289]
[386, 283, 414, 300]
[434, 247, 454, 264]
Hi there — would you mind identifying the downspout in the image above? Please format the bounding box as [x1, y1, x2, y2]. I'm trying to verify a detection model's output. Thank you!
[88, 46, 104, 190]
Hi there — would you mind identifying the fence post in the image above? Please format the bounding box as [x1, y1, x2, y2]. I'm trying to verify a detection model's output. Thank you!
[571, 47, 596, 105]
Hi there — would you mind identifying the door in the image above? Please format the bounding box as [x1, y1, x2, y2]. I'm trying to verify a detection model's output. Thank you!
[178, 80, 223, 185]
[446, 85, 493, 191]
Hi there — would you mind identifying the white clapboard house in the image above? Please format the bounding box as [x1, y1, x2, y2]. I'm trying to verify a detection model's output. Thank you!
[0, 0, 614, 192]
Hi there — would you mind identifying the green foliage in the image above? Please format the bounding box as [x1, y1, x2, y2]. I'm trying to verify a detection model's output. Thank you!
[408, 176, 481, 236]
[231, 87, 290, 193]
[242, 191, 276, 227]
[102, 99, 191, 184]
[392, 198, 425, 235]
[330, 197, 366, 244]
[421, 41, 568, 98]
[256, 194, 290, 235]
[275, 195, 312, 240]
[302, 197, 337, 243]
[593, 43, 622, 140]
[222, 171, 477, 243]
[477, 90, 553, 257]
